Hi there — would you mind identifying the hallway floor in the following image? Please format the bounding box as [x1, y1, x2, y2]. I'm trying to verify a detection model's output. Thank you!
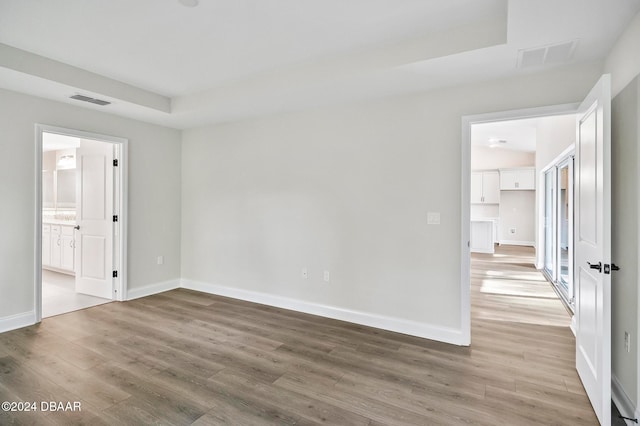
[472, 244, 623, 425]
[42, 269, 111, 318]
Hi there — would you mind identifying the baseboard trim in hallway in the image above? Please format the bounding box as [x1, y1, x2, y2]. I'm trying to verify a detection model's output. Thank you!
[0, 310, 36, 333]
[181, 278, 465, 345]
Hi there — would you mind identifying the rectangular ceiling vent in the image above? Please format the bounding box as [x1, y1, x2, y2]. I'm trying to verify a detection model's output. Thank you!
[517, 40, 578, 68]
[70, 94, 111, 106]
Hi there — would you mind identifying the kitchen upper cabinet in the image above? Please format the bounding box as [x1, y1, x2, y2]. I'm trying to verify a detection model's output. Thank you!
[500, 168, 535, 190]
[471, 170, 500, 204]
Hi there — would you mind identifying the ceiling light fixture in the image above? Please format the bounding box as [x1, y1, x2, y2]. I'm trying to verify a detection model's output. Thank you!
[489, 139, 507, 148]
[179, 0, 199, 7]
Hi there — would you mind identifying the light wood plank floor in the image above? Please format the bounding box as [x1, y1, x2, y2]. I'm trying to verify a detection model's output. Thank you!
[0, 245, 597, 425]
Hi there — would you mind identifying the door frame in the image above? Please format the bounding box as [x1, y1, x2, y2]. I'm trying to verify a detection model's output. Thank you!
[460, 102, 579, 345]
[34, 124, 128, 322]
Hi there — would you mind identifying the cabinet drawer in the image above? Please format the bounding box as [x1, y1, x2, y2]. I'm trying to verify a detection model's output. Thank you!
[62, 226, 75, 236]
[50, 225, 61, 233]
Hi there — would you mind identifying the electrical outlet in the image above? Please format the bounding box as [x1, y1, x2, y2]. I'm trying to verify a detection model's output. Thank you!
[157, 255, 164, 265]
[323, 271, 330, 282]
[301, 268, 308, 279]
[625, 332, 631, 353]
[509, 228, 516, 234]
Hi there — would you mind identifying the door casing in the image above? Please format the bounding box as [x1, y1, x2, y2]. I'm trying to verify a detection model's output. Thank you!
[35, 124, 128, 322]
[460, 102, 579, 345]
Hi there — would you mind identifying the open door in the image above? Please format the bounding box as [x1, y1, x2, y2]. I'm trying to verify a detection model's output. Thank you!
[574, 74, 611, 425]
[75, 138, 114, 299]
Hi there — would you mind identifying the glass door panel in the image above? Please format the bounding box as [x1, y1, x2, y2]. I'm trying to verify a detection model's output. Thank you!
[544, 170, 555, 277]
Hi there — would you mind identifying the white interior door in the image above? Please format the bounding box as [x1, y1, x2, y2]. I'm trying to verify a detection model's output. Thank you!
[574, 74, 611, 425]
[75, 139, 114, 299]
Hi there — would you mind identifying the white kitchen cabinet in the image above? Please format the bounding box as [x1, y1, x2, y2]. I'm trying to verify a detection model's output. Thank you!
[43, 223, 75, 275]
[471, 170, 500, 204]
[470, 220, 495, 253]
[500, 168, 535, 190]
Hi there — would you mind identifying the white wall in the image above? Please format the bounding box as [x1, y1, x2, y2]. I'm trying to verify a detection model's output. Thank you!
[535, 115, 576, 172]
[181, 62, 602, 343]
[605, 10, 640, 97]
[604, 11, 640, 416]
[611, 75, 640, 415]
[499, 191, 536, 245]
[0, 88, 182, 325]
[471, 146, 534, 169]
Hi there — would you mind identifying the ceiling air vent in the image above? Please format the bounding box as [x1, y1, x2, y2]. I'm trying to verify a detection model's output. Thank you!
[70, 94, 111, 106]
[517, 40, 578, 68]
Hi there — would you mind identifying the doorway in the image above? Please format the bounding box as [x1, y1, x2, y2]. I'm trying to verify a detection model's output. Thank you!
[461, 103, 580, 344]
[35, 124, 128, 321]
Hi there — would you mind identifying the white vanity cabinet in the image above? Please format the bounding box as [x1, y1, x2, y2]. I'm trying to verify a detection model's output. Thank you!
[43, 223, 75, 275]
[61, 226, 75, 271]
[42, 224, 52, 266]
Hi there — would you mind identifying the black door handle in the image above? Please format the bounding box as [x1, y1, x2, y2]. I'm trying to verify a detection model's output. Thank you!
[588, 261, 602, 273]
[74, 225, 80, 230]
[611, 263, 620, 271]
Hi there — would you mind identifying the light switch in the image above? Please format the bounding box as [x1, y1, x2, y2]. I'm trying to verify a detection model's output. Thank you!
[427, 212, 441, 225]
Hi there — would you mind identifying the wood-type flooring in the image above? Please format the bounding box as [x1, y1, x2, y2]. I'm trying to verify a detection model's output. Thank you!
[0, 245, 598, 425]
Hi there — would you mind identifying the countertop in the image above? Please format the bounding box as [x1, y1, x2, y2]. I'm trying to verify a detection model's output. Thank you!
[43, 219, 77, 226]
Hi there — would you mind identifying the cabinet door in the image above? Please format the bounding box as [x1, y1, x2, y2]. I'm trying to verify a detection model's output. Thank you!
[61, 226, 75, 271]
[50, 225, 61, 267]
[500, 170, 518, 190]
[471, 172, 483, 203]
[483, 171, 500, 203]
[517, 169, 536, 190]
[42, 225, 51, 266]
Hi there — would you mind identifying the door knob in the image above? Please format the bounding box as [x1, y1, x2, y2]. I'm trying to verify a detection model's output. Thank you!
[74, 225, 80, 230]
[587, 261, 602, 273]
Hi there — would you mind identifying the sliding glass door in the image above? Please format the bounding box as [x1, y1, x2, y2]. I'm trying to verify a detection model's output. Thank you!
[557, 160, 573, 297]
[544, 170, 555, 277]
[543, 156, 574, 310]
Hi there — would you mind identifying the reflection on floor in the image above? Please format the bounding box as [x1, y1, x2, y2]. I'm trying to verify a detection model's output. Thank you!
[42, 269, 111, 318]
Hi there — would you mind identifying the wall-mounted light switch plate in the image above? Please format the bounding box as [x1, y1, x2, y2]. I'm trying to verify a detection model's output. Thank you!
[427, 212, 440, 225]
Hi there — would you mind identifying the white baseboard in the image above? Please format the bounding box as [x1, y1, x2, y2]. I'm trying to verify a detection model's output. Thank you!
[569, 315, 576, 336]
[612, 374, 637, 424]
[498, 240, 535, 247]
[0, 310, 36, 333]
[181, 279, 466, 346]
[470, 248, 495, 254]
[126, 279, 181, 300]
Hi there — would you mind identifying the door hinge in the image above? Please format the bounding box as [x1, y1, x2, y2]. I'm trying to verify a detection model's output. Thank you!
[113, 159, 118, 167]
[113, 215, 118, 222]
[113, 270, 118, 278]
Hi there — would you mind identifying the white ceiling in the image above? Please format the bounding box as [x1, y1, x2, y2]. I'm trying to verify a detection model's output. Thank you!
[0, 0, 639, 129]
[471, 114, 577, 152]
